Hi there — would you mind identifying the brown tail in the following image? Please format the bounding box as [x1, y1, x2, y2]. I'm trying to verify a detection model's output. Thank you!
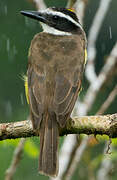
[39, 113, 59, 177]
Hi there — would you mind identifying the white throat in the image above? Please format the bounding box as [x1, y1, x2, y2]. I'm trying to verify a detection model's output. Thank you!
[41, 23, 72, 36]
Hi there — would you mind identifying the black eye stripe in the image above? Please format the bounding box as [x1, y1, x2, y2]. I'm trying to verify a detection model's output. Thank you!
[51, 17, 79, 33]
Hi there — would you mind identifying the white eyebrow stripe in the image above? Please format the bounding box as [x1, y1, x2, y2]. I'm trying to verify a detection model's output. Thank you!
[40, 9, 83, 31]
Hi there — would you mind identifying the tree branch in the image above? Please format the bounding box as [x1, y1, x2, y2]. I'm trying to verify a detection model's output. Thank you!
[97, 142, 113, 180]
[77, 42, 117, 116]
[85, 0, 112, 83]
[33, 0, 46, 10]
[97, 85, 117, 115]
[66, 0, 77, 8]
[62, 136, 88, 180]
[0, 114, 117, 141]
[0, 120, 34, 140]
[5, 138, 26, 180]
[74, 0, 87, 25]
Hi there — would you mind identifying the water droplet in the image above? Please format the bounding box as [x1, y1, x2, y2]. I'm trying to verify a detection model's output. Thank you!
[25, 17, 30, 27]
[13, 45, 18, 55]
[5, 101, 12, 117]
[20, 93, 24, 105]
[101, 43, 105, 52]
[6, 38, 10, 53]
[109, 26, 112, 39]
[4, 5, 7, 15]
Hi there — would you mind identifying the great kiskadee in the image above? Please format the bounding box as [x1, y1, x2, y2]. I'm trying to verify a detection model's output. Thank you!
[21, 7, 87, 177]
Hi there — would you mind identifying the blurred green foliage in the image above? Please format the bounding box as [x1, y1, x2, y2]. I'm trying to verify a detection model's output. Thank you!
[0, 0, 117, 179]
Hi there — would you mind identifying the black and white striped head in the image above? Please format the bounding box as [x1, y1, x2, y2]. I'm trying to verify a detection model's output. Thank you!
[21, 7, 83, 35]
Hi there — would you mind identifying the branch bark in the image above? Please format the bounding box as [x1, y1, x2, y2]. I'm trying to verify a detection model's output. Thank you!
[0, 113, 117, 141]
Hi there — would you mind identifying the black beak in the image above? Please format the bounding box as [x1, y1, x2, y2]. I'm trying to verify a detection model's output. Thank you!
[21, 10, 46, 23]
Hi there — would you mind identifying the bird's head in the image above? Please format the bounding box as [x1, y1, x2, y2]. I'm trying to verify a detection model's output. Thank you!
[21, 7, 83, 36]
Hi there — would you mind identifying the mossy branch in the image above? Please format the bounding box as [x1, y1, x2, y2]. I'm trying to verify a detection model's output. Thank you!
[0, 113, 117, 141]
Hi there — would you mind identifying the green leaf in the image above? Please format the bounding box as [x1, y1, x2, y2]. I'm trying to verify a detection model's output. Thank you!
[96, 135, 109, 142]
[111, 138, 117, 146]
[90, 154, 103, 169]
[24, 139, 38, 158]
[0, 139, 19, 147]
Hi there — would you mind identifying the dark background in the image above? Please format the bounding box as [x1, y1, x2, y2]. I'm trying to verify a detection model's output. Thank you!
[0, 0, 117, 179]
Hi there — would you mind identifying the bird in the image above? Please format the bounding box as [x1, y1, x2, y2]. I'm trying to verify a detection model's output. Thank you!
[21, 7, 87, 177]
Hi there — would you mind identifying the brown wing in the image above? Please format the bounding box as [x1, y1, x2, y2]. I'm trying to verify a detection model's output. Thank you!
[53, 69, 82, 127]
[27, 64, 46, 130]
[27, 33, 85, 129]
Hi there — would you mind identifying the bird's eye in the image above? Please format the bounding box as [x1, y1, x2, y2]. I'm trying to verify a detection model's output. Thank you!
[53, 15, 59, 21]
